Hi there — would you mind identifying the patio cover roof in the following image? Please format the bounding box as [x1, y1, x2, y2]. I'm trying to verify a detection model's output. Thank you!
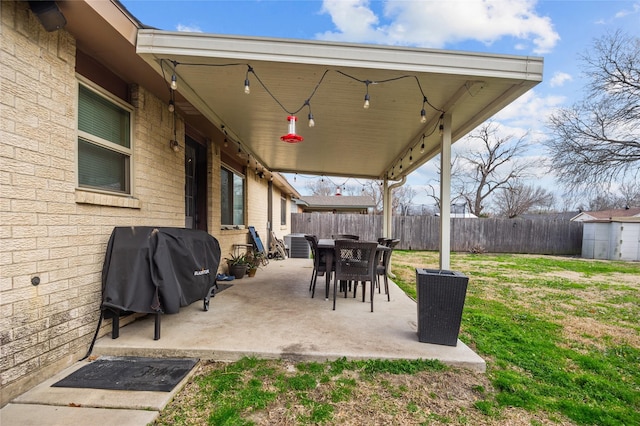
[135, 31, 543, 182]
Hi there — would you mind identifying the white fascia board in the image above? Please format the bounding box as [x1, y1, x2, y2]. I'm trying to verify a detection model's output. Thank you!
[136, 30, 543, 82]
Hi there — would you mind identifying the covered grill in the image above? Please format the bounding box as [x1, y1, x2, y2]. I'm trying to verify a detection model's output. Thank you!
[101, 227, 221, 339]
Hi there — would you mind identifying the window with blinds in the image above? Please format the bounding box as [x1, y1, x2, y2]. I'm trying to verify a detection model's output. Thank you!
[77, 83, 132, 194]
[221, 166, 245, 226]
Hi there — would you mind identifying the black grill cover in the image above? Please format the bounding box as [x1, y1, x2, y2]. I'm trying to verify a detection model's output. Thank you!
[101, 227, 221, 315]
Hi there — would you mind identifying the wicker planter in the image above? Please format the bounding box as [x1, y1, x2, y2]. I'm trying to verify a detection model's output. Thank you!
[416, 268, 468, 346]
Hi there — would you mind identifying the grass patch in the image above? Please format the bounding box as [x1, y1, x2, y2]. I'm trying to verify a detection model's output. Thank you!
[392, 251, 640, 425]
[154, 252, 639, 426]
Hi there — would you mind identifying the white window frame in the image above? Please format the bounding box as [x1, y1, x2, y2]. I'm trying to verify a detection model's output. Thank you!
[220, 164, 246, 228]
[76, 77, 134, 195]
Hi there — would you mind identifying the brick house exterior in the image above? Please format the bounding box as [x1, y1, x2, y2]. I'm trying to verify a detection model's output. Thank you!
[0, 0, 298, 405]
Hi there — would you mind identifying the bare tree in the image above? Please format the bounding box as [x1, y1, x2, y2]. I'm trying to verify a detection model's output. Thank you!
[362, 181, 384, 213]
[453, 122, 531, 217]
[494, 181, 555, 218]
[305, 178, 337, 196]
[545, 30, 640, 195]
[584, 180, 640, 210]
[392, 185, 417, 215]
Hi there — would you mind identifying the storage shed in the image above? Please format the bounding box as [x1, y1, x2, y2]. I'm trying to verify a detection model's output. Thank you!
[581, 218, 640, 261]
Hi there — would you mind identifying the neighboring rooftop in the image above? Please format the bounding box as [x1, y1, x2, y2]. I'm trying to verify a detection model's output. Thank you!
[296, 195, 376, 213]
[571, 207, 640, 222]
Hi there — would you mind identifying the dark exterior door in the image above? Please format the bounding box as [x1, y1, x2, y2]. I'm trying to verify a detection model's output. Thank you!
[185, 135, 207, 230]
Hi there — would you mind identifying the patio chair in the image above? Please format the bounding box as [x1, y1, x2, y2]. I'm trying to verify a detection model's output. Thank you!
[377, 237, 392, 246]
[333, 240, 378, 311]
[332, 234, 359, 240]
[332, 234, 360, 291]
[376, 239, 400, 301]
[304, 235, 333, 298]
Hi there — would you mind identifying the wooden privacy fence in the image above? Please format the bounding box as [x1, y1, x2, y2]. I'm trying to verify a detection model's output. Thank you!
[291, 213, 584, 255]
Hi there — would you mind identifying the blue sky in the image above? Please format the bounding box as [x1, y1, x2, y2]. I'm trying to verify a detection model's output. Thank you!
[121, 0, 640, 208]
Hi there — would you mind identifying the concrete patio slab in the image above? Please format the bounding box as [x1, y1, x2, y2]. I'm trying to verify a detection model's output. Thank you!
[92, 258, 485, 371]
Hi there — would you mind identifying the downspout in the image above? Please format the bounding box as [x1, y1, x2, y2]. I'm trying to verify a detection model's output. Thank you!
[383, 175, 406, 239]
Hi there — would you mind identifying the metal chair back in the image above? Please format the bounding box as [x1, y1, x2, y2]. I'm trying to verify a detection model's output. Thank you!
[333, 240, 377, 311]
[332, 234, 359, 240]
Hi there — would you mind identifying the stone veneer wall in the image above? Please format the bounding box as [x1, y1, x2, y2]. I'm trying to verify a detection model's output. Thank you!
[0, 0, 187, 405]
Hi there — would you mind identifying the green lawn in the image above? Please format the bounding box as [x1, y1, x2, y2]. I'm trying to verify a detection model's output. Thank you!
[154, 252, 640, 426]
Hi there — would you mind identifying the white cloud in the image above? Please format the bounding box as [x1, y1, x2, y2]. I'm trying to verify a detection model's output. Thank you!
[613, 2, 639, 19]
[176, 24, 202, 33]
[549, 72, 573, 87]
[317, 0, 560, 54]
[493, 89, 566, 130]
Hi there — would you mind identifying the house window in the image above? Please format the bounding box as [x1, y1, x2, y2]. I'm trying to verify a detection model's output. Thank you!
[221, 166, 245, 226]
[281, 195, 287, 225]
[77, 83, 132, 194]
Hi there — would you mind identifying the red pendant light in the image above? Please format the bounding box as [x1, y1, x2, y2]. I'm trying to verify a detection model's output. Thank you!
[280, 115, 303, 143]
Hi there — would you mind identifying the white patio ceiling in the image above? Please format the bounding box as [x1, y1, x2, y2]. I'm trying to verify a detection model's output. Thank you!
[136, 31, 543, 182]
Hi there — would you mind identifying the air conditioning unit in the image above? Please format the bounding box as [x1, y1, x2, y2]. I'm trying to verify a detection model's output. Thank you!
[284, 234, 310, 258]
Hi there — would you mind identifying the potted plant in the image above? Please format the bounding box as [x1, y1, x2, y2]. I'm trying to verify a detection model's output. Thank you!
[225, 253, 249, 279]
[245, 249, 266, 277]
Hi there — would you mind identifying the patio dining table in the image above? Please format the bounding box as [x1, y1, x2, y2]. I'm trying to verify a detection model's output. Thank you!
[317, 239, 390, 303]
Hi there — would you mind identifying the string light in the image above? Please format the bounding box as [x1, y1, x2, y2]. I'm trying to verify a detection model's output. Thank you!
[304, 100, 315, 127]
[170, 60, 178, 90]
[244, 65, 253, 94]
[363, 80, 371, 109]
[420, 96, 428, 123]
[409, 148, 413, 164]
[420, 135, 425, 154]
[159, 59, 446, 149]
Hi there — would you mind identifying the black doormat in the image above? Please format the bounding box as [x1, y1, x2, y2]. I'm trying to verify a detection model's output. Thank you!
[215, 283, 233, 294]
[52, 356, 198, 392]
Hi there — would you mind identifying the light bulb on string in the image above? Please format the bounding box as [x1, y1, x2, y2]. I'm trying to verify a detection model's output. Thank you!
[420, 135, 425, 154]
[168, 99, 175, 112]
[170, 74, 177, 90]
[363, 81, 371, 109]
[223, 138, 228, 147]
[304, 100, 315, 127]
[244, 66, 253, 94]
[420, 96, 428, 123]
[409, 148, 413, 164]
